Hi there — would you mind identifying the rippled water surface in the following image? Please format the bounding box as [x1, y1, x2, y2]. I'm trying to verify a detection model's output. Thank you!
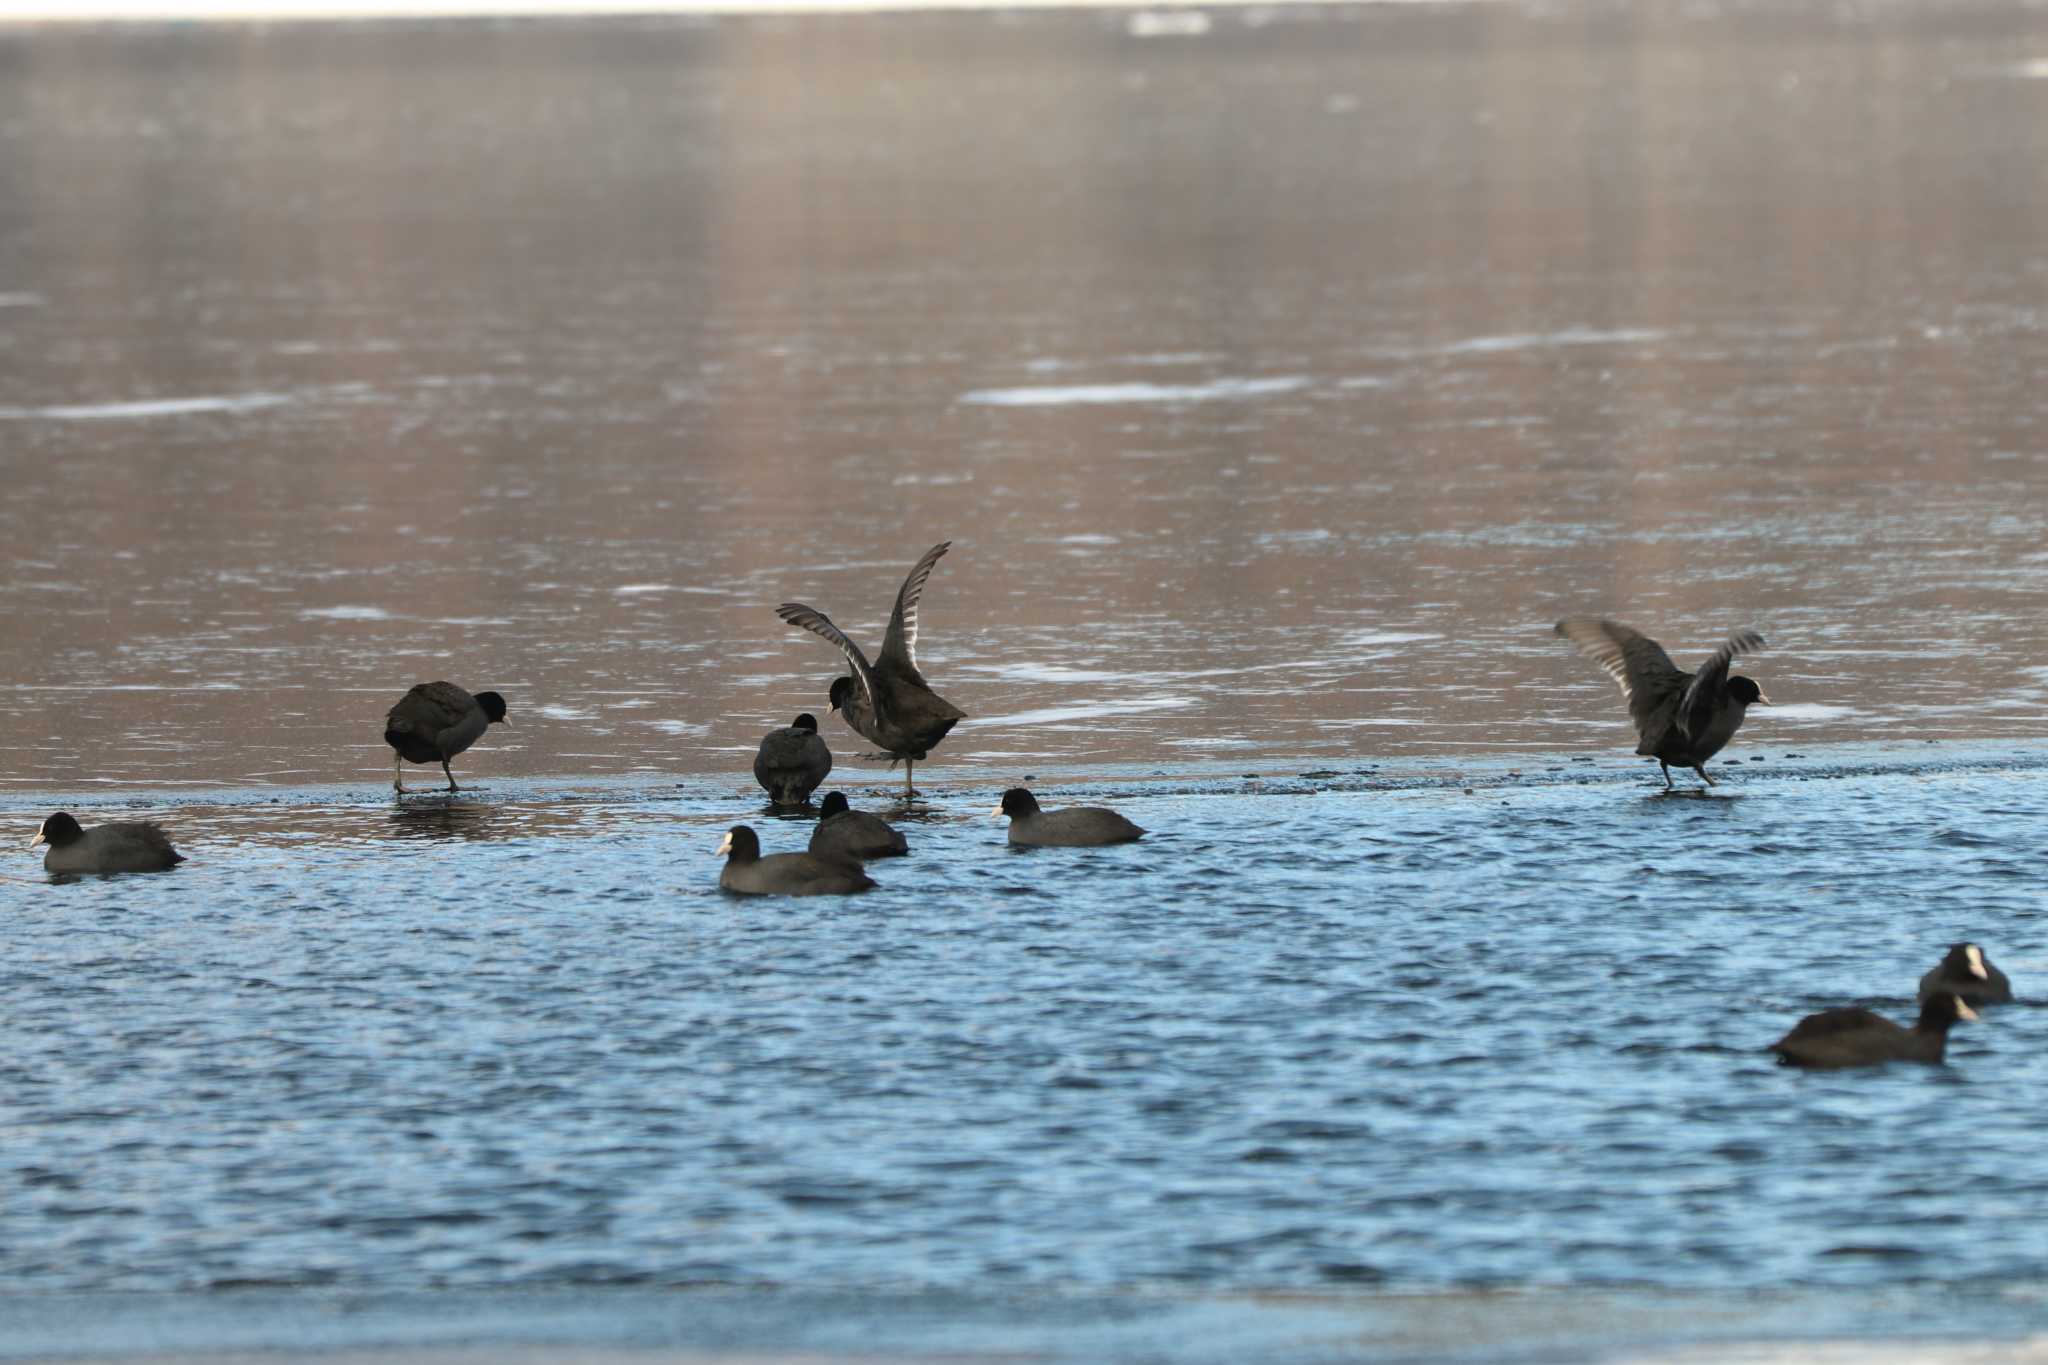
[6, 749, 2048, 1313]
[5, 1, 2048, 1358]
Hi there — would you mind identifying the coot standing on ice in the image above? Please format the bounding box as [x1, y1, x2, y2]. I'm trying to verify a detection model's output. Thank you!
[1554, 618, 1770, 788]
[776, 542, 966, 800]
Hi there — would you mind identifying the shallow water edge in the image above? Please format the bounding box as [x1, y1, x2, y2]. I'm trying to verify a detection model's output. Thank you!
[9, 736, 2046, 841]
[8, 1281, 2048, 1365]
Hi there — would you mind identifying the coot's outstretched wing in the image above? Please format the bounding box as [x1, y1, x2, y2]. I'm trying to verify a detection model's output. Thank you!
[776, 603, 876, 711]
[1555, 618, 1687, 738]
[879, 541, 951, 677]
[1676, 628, 1765, 739]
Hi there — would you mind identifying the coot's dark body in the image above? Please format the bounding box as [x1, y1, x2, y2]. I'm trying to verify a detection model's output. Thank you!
[385, 681, 508, 791]
[754, 714, 832, 807]
[995, 788, 1145, 848]
[809, 792, 909, 860]
[31, 811, 184, 874]
[1770, 992, 1977, 1069]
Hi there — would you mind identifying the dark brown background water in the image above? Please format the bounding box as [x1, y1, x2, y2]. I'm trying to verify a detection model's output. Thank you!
[3, 3, 2046, 789]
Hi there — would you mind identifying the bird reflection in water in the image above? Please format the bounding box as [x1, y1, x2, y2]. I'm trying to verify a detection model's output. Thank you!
[386, 796, 506, 843]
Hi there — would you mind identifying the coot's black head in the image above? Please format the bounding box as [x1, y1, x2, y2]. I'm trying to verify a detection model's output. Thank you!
[1917, 991, 1980, 1032]
[818, 791, 849, 819]
[475, 691, 509, 723]
[31, 811, 84, 849]
[827, 677, 855, 713]
[1726, 676, 1768, 706]
[791, 713, 819, 733]
[998, 788, 1042, 818]
[1941, 942, 1991, 981]
[716, 825, 761, 862]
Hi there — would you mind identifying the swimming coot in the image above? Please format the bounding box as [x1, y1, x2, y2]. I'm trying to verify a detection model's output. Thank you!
[1918, 942, 2012, 1007]
[809, 791, 909, 860]
[1769, 992, 1977, 1069]
[717, 825, 877, 897]
[993, 788, 1145, 847]
[30, 811, 184, 874]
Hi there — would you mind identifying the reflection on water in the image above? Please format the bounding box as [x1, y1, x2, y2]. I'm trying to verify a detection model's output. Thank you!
[2, 8, 2047, 788]
[385, 795, 520, 842]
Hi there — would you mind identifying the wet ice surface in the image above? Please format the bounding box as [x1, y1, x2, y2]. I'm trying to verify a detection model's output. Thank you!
[3, 7, 2048, 787]
[6, 745, 2048, 1316]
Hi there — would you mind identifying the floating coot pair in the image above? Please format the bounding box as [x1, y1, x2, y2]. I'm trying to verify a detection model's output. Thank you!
[716, 792, 907, 897]
[1770, 942, 2011, 1069]
[716, 786, 1144, 896]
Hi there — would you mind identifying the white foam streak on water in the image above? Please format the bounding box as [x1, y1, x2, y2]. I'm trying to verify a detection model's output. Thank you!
[1339, 630, 1447, 648]
[958, 376, 1311, 406]
[297, 606, 394, 621]
[1127, 9, 1210, 36]
[0, 392, 290, 420]
[0, 0, 1475, 16]
[1431, 326, 1670, 356]
[1769, 703, 1858, 721]
[972, 696, 1188, 726]
[958, 663, 1141, 684]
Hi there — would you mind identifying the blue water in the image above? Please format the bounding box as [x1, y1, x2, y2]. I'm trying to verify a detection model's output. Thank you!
[8, 745, 2047, 1314]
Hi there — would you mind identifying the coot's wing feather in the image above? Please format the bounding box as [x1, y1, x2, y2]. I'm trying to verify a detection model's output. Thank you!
[1777, 1007, 1887, 1043]
[1555, 618, 1688, 739]
[387, 681, 474, 737]
[132, 822, 183, 862]
[1554, 619, 1682, 700]
[879, 541, 951, 676]
[776, 603, 877, 711]
[1677, 629, 1766, 739]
